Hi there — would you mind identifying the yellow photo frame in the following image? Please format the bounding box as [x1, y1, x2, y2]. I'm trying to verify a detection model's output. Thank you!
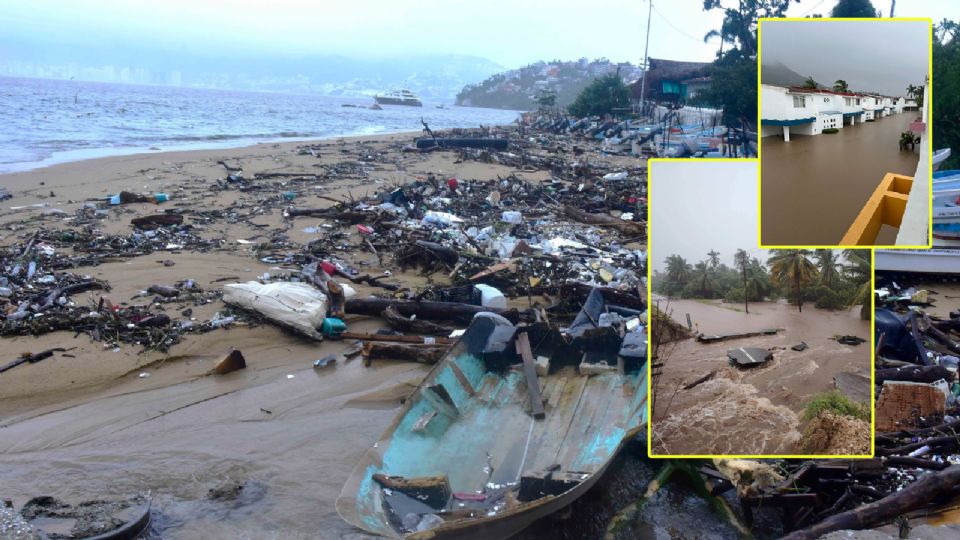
[646, 157, 875, 459]
[757, 17, 934, 249]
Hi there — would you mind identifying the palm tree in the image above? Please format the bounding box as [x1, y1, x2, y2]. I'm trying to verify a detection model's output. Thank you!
[842, 249, 872, 320]
[833, 79, 849, 92]
[694, 260, 714, 298]
[768, 250, 819, 312]
[814, 249, 842, 288]
[802, 76, 818, 89]
[707, 249, 721, 269]
[665, 255, 692, 285]
[906, 83, 924, 107]
[734, 249, 750, 313]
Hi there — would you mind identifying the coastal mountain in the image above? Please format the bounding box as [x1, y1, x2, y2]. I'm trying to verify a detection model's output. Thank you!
[0, 46, 504, 102]
[761, 61, 818, 88]
[456, 58, 642, 110]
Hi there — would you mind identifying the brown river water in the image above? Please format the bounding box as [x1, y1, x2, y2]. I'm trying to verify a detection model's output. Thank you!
[760, 113, 920, 245]
[650, 297, 870, 456]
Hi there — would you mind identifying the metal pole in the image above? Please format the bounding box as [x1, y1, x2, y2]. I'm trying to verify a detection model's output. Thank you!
[638, 0, 653, 117]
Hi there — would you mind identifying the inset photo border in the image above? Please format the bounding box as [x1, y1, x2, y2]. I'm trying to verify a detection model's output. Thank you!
[647, 158, 875, 459]
[757, 17, 933, 249]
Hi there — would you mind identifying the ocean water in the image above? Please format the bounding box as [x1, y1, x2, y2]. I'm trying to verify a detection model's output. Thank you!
[0, 76, 520, 173]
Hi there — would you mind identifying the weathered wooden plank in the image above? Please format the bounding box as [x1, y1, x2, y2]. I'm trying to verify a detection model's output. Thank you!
[515, 332, 546, 420]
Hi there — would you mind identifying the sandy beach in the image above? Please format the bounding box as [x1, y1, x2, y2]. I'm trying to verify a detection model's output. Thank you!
[0, 130, 650, 539]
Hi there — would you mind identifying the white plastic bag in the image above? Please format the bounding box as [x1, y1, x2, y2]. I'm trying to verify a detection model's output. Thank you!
[223, 281, 328, 340]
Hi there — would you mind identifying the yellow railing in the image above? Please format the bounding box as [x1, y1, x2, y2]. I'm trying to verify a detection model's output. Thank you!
[839, 173, 913, 245]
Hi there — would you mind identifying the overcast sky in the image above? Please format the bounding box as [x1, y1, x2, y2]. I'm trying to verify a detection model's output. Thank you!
[762, 19, 929, 95]
[651, 161, 763, 272]
[0, 0, 951, 70]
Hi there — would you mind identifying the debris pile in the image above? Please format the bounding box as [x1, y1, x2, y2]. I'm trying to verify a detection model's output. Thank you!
[697, 278, 960, 538]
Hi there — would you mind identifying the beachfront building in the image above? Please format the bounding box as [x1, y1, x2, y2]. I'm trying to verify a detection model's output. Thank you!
[761, 84, 858, 141]
[761, 83, 916, 141]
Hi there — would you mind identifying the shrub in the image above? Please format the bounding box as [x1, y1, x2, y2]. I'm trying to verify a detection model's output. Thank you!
[803, 390, 870, 422]
[814, 289, 846, 310]
[822, 128, 839, 134]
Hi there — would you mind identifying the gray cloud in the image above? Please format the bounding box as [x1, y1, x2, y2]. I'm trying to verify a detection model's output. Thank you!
[761, 20, 928, 95]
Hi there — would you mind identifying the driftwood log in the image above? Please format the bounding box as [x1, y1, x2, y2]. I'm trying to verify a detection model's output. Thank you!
[39, 281, 105, 311]
[0, 348, 66, 374]
[876, 364, 953, 384]
[285, 208, 370, 223]
[362, 342, 447, 365]
[381, 305, 457, 335]
[560, 283, 646, 311]
[340, 331, 454, 345]
[780, 466, 960, 540]
[345, 297, 526, 323]
[131, 214, 183, 228]
[562, 205, 645, 236]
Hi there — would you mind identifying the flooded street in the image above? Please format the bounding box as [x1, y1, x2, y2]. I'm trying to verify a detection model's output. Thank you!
[761, 113, 920, 245]
[651, 297, 870, 455]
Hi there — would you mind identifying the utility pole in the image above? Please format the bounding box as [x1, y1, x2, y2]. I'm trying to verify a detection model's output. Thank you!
[889, 0, 896, 17]
[638, 0, 653, 117]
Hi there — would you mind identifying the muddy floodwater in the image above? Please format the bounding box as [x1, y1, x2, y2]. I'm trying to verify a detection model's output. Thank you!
[761, 113, 920, 245]
[650, 297, 870, 456]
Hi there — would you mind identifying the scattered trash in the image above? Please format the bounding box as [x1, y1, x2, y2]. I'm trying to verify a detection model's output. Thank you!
[211, 350, 247, 375]
[223, 282, 329, 340]
[313, 354, 338, 368]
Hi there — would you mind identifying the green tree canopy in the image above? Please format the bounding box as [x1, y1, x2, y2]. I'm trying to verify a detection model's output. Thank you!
[933, 20, 959, 169]
[768, 249, 819, 312]
[567, 73, 631, 118]
[802, 76, 818, 89]
[833, 79, 849, 92]
[831, 0, 879, 18]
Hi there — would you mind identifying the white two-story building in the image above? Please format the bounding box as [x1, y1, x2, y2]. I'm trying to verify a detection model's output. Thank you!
[761, 84, 863, 141]
[762, 83, 911, 141]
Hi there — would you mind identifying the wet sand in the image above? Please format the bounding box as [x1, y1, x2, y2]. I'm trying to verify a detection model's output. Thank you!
[0, 132, 649, 538]
[761, 113, 921, 245]
[650, 297, 870, 456]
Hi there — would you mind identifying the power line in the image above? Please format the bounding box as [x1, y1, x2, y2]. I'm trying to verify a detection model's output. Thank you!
[652, 5, 707, 43]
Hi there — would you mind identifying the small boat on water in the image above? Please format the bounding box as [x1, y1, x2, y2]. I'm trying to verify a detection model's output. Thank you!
[875, 249, 960, 273]
[337, 289, 648, 539]
[374, 89, 423, 107]
[932, 170, 960, 242]
[933, 148, 952, 171]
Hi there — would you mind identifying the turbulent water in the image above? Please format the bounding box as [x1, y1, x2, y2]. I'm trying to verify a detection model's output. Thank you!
[761, 113, 921, 245]
[0, 76, 520, 173]
[651, 297, 870, 455]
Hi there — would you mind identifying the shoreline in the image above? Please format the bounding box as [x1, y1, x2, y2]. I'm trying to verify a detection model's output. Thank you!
[0, 129, 422, 178]
[0, 129, 435, 176]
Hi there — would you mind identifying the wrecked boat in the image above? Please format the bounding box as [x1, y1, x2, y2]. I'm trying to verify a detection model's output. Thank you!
[337, 289, 648, 539]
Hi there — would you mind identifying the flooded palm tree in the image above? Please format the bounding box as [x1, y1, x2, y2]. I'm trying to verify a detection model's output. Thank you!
[707, 249, 721, 269]
[814, 249, 842, 288]
[734, 249, 751, 313]
[768, 249, 819, 312]
[843, 249, 872, 319]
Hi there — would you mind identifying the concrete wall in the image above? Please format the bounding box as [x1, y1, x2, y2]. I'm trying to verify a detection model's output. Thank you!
[896, 81, 930, 246]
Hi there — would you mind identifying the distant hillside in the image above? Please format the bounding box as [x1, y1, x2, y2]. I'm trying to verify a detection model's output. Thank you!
[456, 58, 642, 110]
[761, 61, 818, 88]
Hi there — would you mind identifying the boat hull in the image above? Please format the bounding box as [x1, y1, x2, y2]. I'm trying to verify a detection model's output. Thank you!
[374, 96, 423, 107]
[337, 308, 648, 539]
[875, 249, 960, 274]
